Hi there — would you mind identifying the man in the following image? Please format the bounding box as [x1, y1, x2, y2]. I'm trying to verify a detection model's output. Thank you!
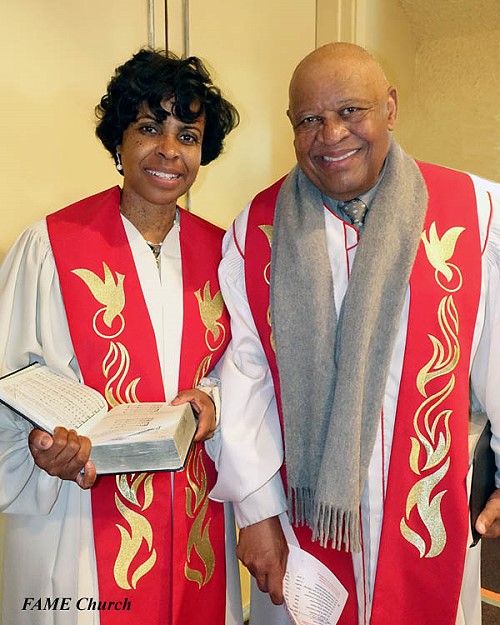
[210, 42, 500, 625]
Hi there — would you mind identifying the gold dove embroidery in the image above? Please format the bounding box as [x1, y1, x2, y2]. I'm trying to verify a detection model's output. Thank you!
[259, 224, 273, 247]
[192, 281, 227, 386]
[194, 281, 224, 344]
[72, 262, 125, 328]
[421, 224, 465, 288]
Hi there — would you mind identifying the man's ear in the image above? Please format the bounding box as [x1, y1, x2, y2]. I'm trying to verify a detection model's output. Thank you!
[387, 87, 398, 131]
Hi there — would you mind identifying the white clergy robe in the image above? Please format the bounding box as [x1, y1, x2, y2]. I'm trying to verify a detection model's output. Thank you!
[0, 215, 242, 625]
[209, 173, 500, 625]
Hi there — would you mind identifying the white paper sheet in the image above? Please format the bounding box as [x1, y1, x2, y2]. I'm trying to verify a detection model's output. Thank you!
[283, 543, 348, 625]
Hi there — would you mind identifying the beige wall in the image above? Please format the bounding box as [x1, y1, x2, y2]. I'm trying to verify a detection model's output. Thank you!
[403, 29, 500, 182]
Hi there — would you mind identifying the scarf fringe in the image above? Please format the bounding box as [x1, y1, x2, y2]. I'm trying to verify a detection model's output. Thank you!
[289, 487, 314, 527]
[290, 487, 361, 552]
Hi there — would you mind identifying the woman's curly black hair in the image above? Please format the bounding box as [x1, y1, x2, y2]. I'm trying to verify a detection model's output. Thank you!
[95, 49, 239, 167]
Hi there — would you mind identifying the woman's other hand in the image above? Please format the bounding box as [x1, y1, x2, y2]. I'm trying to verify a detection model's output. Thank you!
[171, 389, 216, 443]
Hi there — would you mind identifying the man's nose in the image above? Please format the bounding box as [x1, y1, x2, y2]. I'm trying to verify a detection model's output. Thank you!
[319, 118, 349, 143]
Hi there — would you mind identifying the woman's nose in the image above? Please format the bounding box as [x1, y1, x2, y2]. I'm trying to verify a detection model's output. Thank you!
[155, 133, 179, 158]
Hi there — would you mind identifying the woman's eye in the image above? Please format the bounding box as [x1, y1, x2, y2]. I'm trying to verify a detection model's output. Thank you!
[139, 124, 159, 134]
[180, 133, 199, 144]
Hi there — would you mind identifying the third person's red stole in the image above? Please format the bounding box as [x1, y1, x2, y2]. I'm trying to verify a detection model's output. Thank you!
[244, 162, 481, 625]
[47, 186, 230, 625]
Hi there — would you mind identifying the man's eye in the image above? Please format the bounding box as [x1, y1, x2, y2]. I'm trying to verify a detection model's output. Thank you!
[303, 116, 321, 124]
[296, 115, 322, 129]
[340, 107, 368, 120]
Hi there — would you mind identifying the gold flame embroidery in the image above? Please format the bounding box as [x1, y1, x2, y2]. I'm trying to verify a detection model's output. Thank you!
[193, 355, 214, 390]
[102, 342, 140, 407]
[114, 473, 157, 589]
[184, 446, 215, 587]
[74, 261, 157, 588]
[400, 224, 465, 558]
[259, 225, 275, 351]
[185, 280, 228, 586]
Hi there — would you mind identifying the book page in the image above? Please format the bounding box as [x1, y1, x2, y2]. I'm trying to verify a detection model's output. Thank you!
[283, 543, 348, 625]
[0, 365, 107, 432]
[86, 402, 187, 444]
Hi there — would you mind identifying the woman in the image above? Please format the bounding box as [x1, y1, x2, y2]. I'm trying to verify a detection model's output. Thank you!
[0, 49, 240, 625]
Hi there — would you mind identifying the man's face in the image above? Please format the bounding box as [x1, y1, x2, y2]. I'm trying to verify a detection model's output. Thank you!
[287, 57, 397, 200]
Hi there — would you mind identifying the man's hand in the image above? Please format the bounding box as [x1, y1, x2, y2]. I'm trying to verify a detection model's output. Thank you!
[28, 426, 96, 489]
[475, 487, 500, 538]
[237, 516, 289, 605]
[172, 389, 216, 443]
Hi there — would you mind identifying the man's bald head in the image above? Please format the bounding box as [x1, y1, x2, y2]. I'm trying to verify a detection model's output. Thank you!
[287, 42, 398, 200]
[289, 42, 390, 102]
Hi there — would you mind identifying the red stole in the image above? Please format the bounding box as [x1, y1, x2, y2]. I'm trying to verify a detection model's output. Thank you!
[47, 187, 230, 625]
[244, 178, 358, 625]
[370, 163, 481, 625]
[244, 163, 481, 625]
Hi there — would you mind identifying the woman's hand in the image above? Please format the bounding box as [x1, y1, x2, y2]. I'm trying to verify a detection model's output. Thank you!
[28, 426, 96, 489]
[171, 388, 217, 443]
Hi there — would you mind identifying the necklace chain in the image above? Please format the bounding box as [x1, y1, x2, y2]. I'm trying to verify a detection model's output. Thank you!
[144, 209, 180, 266]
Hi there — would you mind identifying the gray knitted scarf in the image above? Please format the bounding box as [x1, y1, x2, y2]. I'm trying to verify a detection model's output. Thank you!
[270, 141, 428, 551]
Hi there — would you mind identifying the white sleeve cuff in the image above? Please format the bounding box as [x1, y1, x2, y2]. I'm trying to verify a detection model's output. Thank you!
[197, 376, 221, 425]
[232, 471, 287, 529]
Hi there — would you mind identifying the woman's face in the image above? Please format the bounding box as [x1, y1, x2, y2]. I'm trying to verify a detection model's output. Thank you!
[118, 99, 205, 212]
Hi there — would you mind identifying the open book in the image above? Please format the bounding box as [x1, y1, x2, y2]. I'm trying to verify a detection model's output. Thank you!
[0, 363, 197, 475]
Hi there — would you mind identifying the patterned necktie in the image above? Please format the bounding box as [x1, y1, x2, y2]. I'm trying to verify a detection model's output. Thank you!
[338, 198, 368, 229]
